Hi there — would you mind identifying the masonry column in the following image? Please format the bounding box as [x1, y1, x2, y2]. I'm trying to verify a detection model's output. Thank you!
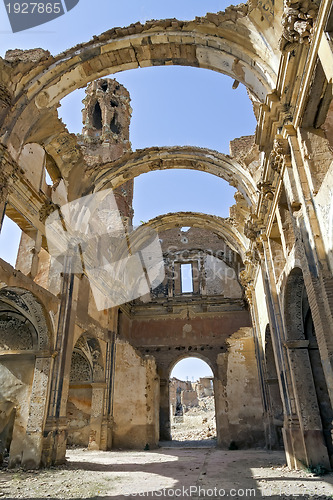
[284, 127, 333, 410]
[88, 382, 106, 450]
[260, 236, 306, 468]
[159, 378, 171, 441]
[285, 341, 330, 468]
[42, 257, 79, 466]
[100, 311, 117, 450]
[215, 352, 229, 448]
[247, 285, 273, 449]
[21, 356, 53, 469]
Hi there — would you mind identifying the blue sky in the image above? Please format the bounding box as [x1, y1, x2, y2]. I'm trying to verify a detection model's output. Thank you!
[0, 0, 236, 56]
[171, 358, 213, 381]
[0, 0, 256, 381]
[58, 65, 255, 225]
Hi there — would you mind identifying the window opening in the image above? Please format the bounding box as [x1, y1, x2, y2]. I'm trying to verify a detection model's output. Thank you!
[0, 215, 22, 267]
[92, 101, 102, 130]
[181, 263, 193, 293]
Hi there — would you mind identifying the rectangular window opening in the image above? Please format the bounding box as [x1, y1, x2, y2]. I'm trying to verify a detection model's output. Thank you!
[0, 214, 22, 268]
[181, 263, 193, 293]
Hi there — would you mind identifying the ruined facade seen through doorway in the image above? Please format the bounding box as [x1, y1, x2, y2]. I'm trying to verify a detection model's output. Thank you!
[169, 358, 217, 443]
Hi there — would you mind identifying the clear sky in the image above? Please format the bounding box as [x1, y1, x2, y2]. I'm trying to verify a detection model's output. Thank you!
[171, 358, 213, 382]
[58, 65, 254, 225]
[0, 0, 256, 381]
[0, 0, 236, 57]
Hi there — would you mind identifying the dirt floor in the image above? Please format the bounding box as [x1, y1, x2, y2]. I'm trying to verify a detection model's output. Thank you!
[1, 447, 333, 499]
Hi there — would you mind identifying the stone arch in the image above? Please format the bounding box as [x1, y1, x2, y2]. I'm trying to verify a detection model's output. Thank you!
[168, 353, 216, 378]
[93, 147, 258, 205]
[3, 11, 279, 149]
[0, 287, 53, 468]
[0, 287, 51, 351]
[283, 267, 306, 341]
[138, 212, 248, 259]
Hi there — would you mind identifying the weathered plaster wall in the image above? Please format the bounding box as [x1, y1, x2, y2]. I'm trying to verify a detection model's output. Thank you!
[215, 328, 265, 449]
[204, 255, 242, 297]
[66, 386, 92, 446]
[112, 340, 159, 449]
[17, 143, 47, 194]
[128, 312, 251, 348]
[315, 162, 333, 273]
[0, 357, 35, 465]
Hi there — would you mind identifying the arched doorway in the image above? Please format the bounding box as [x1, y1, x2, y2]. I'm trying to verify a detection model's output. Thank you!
[166, 356, 217, 445]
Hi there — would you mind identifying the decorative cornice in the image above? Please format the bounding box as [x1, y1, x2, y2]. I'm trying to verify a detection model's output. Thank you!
[280, 0, 319, 51]
[39, 200, 60, 222]
[0, 145, 19, 200]
[257, 180, 275, 200]
[269, 138, 291, 174]
[244, 215, 265, 242]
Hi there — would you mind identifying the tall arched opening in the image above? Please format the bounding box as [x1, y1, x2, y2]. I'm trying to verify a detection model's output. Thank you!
[168, 356, 216, 445]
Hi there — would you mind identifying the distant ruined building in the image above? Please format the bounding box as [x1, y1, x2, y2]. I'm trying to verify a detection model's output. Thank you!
[0, 0, 333, 471]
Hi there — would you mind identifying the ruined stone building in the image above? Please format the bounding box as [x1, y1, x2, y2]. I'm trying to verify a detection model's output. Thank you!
[169, 377, 214, 418]
[0, 0, 333, 472]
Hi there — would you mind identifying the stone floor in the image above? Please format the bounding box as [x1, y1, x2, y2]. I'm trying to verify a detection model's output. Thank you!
[1, 446, 333, 499]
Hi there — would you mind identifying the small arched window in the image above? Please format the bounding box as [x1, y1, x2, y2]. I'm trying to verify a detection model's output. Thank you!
[92, 101, 102, 130]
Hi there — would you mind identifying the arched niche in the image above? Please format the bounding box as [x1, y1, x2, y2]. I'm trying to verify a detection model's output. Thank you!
[67, 333, 105, 448]
[0, 287, 52, 468]
[0, 287, 51, 351]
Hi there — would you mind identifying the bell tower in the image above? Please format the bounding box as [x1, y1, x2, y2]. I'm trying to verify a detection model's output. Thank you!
[80, 78, 134, 224]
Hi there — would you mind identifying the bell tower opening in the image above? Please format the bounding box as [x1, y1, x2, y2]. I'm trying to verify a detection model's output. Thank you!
[92, 101, 102, 130]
